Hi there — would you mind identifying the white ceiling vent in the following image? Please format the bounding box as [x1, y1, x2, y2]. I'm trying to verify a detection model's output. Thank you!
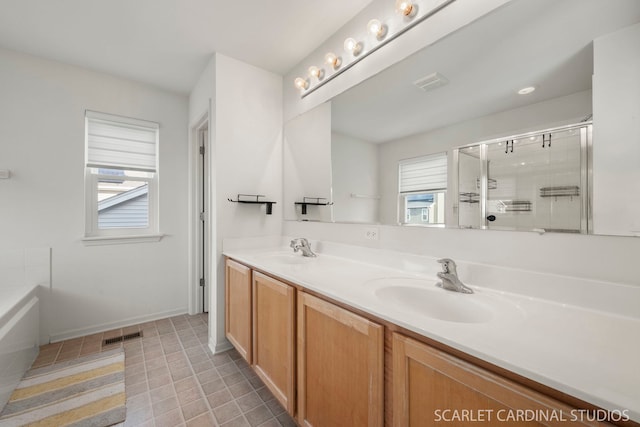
[413, 72, 449, 92]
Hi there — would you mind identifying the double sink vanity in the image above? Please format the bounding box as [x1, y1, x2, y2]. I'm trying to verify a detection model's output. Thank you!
[223, 238, 639, 426]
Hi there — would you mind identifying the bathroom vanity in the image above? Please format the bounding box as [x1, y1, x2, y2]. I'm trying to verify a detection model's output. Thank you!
[223, 241, 639, 427]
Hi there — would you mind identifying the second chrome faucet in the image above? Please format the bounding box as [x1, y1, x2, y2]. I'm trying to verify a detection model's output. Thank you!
[290, 238, 317, 257]
[436, 258, 473, 294]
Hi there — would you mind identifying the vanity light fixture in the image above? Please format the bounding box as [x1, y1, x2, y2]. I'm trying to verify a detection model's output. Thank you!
[297, 0, 456, 98]
[324, 52, 341, 69]
[294, 77, 309, 91]
[344, 37, 362, 56]
[367, 19, 387, 39]
[517, 86, 536, 95]
[308, 66, 323, 80]
[395, 0, 416, 17]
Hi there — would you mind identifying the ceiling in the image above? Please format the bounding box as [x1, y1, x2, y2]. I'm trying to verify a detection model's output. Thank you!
[0, 0, 373, 94]
[331, 0, 640, 143]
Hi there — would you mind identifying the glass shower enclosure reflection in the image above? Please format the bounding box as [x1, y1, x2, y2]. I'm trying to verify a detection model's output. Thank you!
[456, 123, 591, 233]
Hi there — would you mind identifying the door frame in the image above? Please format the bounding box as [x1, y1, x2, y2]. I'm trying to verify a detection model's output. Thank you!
[189, 112, 212, 315]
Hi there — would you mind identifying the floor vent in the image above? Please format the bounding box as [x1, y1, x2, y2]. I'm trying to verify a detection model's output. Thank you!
[102, 331, 143, 346]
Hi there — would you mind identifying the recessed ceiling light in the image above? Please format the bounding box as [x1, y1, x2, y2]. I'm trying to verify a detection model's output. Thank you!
[518, 86, 536, 95]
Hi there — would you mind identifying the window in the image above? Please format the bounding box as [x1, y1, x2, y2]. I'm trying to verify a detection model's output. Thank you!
[84, 111, 159, 239]
[398, 152, 447, 225]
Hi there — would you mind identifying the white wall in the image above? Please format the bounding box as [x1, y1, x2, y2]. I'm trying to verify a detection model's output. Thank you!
[592, 23, 640, 236]
[331, 132, 379, 223]
[0, 47, 190, 342]
[190, 54, 283, 352]
[378, 91, 592, 225]
[189, 56, 216, 126]
[0, 248, 50, 290]
[283, 102, 333, 222]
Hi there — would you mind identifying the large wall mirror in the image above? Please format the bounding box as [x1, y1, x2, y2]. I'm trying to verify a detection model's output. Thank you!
[283, 0, 640, 237]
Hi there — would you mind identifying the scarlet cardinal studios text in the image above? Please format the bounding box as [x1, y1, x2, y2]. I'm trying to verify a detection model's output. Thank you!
[433, 408, 630, 423]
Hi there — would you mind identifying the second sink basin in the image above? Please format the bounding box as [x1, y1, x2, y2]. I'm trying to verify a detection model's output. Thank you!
[370, 278, 494, 323]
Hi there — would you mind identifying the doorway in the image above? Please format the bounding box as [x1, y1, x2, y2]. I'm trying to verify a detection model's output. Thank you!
[199, 126, 208, 313]
[192, 117, 210, 314]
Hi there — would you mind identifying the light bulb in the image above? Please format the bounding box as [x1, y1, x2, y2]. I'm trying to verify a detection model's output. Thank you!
[308, 66, 321, 79]
[294, 77, 308, 91]
[395, 0, 414, 16]
[367, 19, 385, 38]
[344, 37, 360, 55]
[325, 52, 340, 69]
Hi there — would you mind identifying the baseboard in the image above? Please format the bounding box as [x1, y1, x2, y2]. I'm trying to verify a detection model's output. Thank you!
[48, 307, 189, 343]
[210, 337, 233, 355]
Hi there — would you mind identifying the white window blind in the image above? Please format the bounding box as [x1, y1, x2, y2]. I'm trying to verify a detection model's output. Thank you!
[399, 153, 447, 193]
[86, 111, 158, 172]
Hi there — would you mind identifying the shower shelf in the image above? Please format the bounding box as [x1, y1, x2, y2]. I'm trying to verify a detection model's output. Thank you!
[539, 186, 580, 198]
[295, 197, 333, 215]
[228, 194, 276, 215]
[459, 192, 480, 203]
[476, 178, 497, 190]
[350, 193, 380, 200]
[496, 200, 532, 212]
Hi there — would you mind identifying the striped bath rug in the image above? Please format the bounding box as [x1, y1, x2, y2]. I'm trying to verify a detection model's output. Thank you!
[0, 348, 126, 427]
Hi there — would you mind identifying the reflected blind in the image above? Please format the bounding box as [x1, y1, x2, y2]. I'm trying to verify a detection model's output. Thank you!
[399, 153, 447, 193]
[86, 111, 158, 172]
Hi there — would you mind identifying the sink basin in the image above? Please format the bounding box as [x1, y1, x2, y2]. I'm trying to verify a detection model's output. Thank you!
[370, 278, 494, 323]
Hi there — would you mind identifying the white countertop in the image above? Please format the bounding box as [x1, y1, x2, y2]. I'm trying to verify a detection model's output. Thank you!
[223, 242, 640, 422]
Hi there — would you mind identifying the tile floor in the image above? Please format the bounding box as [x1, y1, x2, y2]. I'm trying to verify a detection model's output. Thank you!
[32, 314, 298, 427]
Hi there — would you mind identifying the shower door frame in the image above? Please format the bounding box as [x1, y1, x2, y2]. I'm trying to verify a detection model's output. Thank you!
[453, 122, 592, 234]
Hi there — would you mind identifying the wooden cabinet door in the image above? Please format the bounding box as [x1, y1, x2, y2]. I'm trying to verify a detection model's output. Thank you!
[252, 272, 296, 415]
[225, 258, 252, 363]
[392, 333, 609, 427]
[297, 292, 383, 427]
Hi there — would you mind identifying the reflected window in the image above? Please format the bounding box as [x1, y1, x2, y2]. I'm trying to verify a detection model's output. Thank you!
[398, 153, 447, 225]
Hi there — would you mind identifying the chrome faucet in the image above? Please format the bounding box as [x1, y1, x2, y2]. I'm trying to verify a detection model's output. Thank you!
[290, 238, 317, 257]
[436, 258, 473, 294]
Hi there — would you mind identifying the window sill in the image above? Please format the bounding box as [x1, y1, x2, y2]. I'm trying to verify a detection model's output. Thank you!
[399, 223, 446, 228]
[82, 233, 165, 246]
